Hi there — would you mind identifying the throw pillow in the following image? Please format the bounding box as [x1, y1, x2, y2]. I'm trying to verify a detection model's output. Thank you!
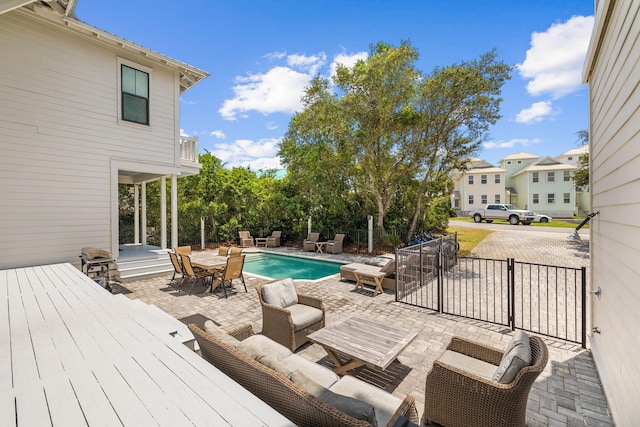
[290, 371, 377, 426]
[259, 355, 294, 379]
[318, 389, 377, 427]
[493, 330, 531, 384]
[203, 320, 240, 347]
[261, 278, 298, 308]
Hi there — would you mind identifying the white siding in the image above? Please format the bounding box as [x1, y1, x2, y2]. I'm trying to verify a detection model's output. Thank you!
[586, 0, 640, 424]
[0, 11, 181, 268]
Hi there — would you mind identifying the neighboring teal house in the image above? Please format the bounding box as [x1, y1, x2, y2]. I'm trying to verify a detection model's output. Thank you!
[510, 157, 578, 217]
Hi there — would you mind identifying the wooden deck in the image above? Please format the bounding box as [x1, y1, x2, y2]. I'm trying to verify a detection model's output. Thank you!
[0, 263, 293, 426]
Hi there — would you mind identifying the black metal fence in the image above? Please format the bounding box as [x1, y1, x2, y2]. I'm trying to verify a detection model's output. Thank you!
[396, 239, 587, 347]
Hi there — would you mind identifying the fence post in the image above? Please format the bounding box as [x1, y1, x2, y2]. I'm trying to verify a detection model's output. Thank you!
[437, 237, 443, 313]
[581, 266, 587, 348]
[509, 258, 515, 331]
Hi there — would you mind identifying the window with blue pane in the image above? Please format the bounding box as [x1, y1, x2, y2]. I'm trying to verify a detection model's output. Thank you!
[121, 65, 149, 125]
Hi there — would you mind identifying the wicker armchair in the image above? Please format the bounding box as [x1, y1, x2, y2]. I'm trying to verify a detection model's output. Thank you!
[303, 232, 320, 251]
[423, 334, 548, 427]
[256, 279, 325, 351]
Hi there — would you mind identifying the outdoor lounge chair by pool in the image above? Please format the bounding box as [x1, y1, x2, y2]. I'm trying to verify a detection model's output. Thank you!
[266, 230, 282, 247]
[239, 231, 254, 247]
[302, 232, 320, 251]
[325, 233, 345, 254]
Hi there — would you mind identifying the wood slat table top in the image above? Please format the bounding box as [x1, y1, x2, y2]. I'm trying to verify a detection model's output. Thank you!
[0, 263, 293, 427]
[307, 316, 418, 370]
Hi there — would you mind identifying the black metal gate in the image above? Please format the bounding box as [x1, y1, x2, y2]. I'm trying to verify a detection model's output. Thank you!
[396, 237, 587, 347]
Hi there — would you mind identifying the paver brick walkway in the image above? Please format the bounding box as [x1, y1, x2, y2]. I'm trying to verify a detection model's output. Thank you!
[119, 226, 614, 426]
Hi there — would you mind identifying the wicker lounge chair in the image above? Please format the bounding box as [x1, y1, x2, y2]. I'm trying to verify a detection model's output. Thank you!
[326, 233, 345, 254]
[239, 230, 254, 247]
[423, 332, 548, 427]
[266, 230, 282, 247]
[303, 232, 320, 251]
[256, 278, 325, 351]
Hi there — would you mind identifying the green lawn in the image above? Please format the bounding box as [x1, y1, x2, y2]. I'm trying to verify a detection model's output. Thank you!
[449, 216, 588, 229]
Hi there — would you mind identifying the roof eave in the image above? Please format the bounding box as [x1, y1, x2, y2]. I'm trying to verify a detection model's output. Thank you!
[62, 16, 209, 92]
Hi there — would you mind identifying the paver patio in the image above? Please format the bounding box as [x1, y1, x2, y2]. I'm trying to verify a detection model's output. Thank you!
[118, 227, 613, 426]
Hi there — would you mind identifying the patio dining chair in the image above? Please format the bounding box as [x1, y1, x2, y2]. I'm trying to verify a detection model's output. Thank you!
[210, 255, 247, 298]
[218, 245, 230, 257]
[168, 252, 185, 288]
[229, 247, 243, 257]
[179, 254, 213, 295]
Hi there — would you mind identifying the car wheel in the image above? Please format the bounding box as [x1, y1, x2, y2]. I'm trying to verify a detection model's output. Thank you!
[473, 214, 482, 223]
[509, 215, 519, 225]
[540, 217, 549, 223]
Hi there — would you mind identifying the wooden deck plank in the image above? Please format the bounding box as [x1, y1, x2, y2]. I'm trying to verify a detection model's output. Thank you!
[2, 263, 293, 427]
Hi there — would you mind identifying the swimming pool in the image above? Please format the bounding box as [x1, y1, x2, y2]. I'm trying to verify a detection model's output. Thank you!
[243, 252, 342, 280]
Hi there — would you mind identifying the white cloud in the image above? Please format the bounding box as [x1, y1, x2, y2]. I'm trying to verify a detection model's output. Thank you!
[287, 53, 327, 74]
[329, 51, 368, 79]
[209, 130, 226, 139]
[517, 15, 594, 98]
[179, 128, 189, 137]
[484, 138, 541, 149]
[219, 51, 369, 121]
[267, 121, 278, 130]
[210, 138, 282, 170]
[515, 101, 556, 124]
[219, 50, 330, 121]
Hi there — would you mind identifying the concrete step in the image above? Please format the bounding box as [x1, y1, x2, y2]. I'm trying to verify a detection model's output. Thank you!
[118, 257, 174, 279]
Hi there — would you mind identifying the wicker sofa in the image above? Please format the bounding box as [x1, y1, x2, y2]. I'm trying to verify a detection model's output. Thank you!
[189, 322, 419, 427]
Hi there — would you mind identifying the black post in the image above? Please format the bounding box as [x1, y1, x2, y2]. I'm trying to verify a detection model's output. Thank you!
[509, 258, 515, 330]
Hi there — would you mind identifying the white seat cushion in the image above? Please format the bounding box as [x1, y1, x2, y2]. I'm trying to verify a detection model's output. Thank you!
[329, 375, 402, 427]
[238, 334, 292, 361]
[287, 304, 323, 330]
[280, 354, 340, 389]
[437, 350, 497, 380]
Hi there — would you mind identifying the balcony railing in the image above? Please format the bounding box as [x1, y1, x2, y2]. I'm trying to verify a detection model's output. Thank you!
[180, 135, 199, 164]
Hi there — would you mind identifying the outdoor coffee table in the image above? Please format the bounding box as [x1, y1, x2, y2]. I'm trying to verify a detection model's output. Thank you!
[307, 316, 418, 375]
[255, 237, 268, 247]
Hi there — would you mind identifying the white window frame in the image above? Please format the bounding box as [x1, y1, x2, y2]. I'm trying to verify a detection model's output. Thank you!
[533, 193, 539, 204]
[468, 175, 474, 185]
[494, 174, 500, 184]
[481, 194, 488, 204]
[547, 193, 555, 204]
[468, 195, 474, 205]
[564, 193, 571, 203]
[481, 174, 487, 184]
[547, 171, 555, 182]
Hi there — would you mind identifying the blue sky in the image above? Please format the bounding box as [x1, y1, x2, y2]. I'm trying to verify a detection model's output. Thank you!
[76, 0, 593, 170]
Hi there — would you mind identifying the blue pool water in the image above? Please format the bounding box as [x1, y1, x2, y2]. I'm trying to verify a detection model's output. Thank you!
[243, 253, 342, 280]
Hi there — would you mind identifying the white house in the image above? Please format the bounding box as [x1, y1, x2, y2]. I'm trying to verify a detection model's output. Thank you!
[510, 157, 578, 217]
[450, 157, 506, 216]
[583, 0, 640, 424]
[556, 145, 591, 214]
[0, 1, 208, 269]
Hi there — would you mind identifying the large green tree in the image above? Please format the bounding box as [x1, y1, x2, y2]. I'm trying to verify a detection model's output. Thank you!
[280, 41, 511, 236]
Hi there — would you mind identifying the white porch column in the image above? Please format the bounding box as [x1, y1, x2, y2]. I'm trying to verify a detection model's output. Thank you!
[141, 182, 147, 245]
[160, 177, 167, 249]
[171, 174, 178, 250]
[134, 184, 140, 244]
